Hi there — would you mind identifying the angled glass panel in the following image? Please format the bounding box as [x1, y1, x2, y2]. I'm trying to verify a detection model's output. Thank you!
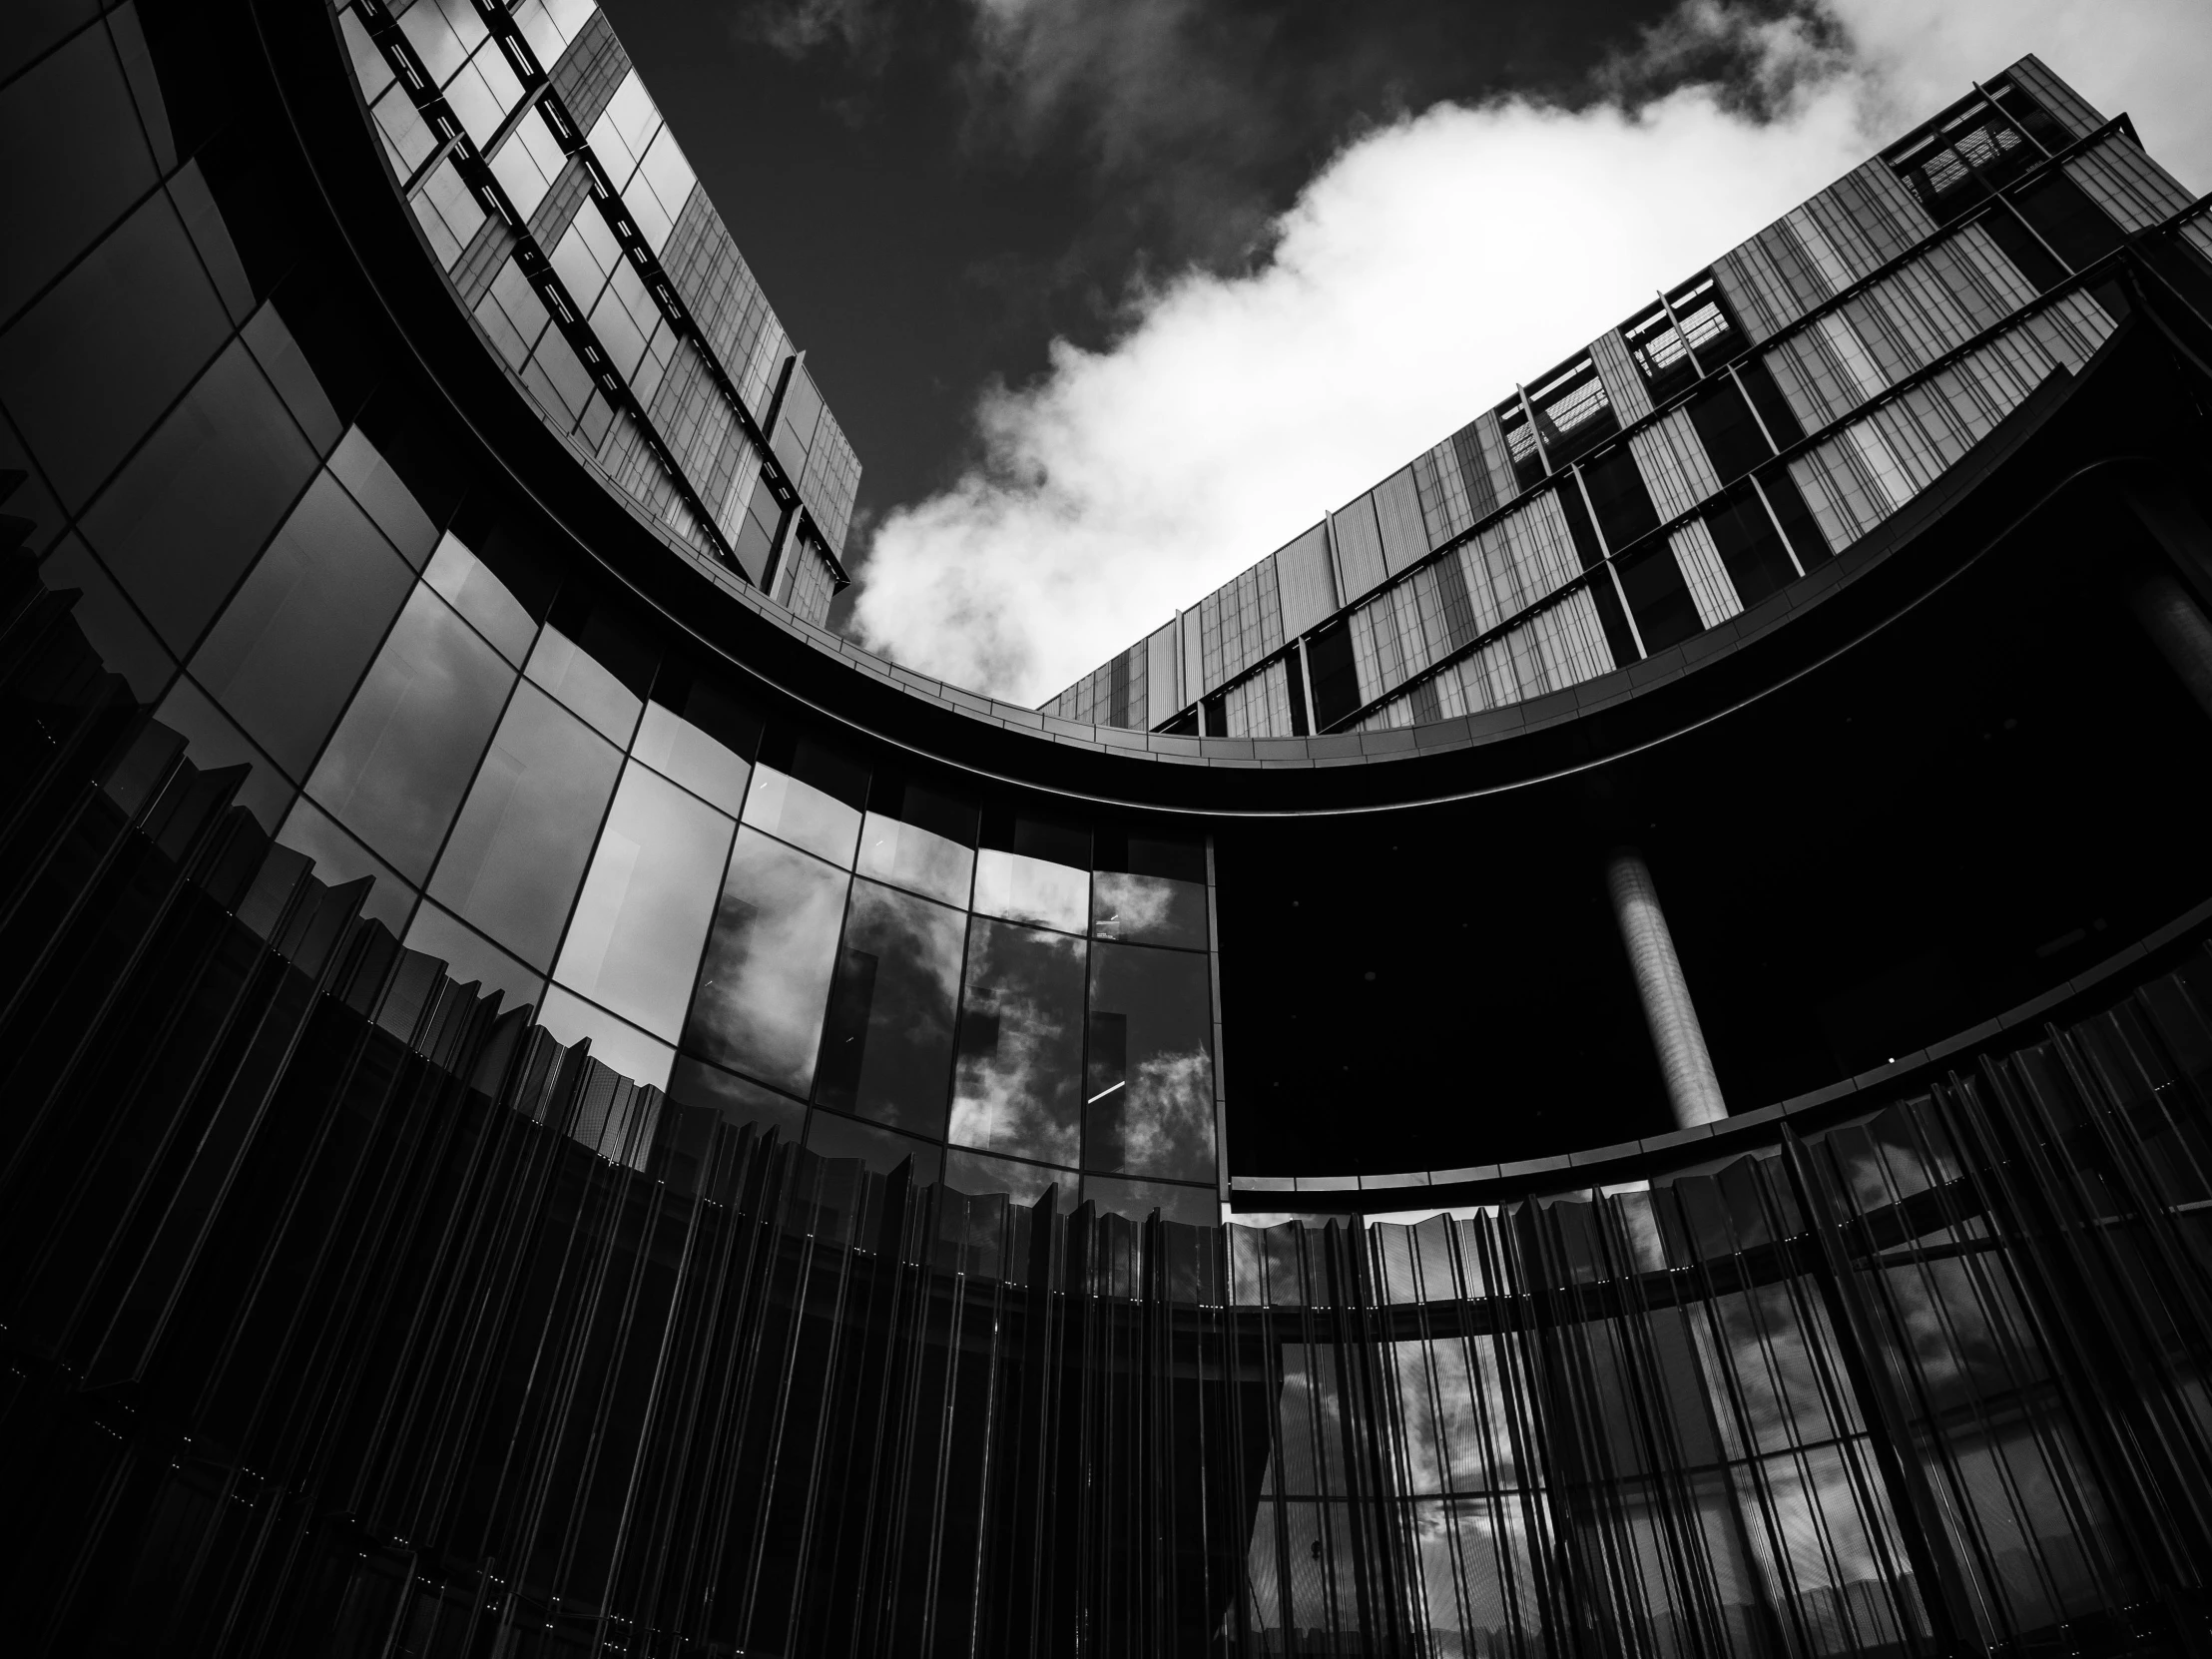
[428, 679, 623, 967]
[944, 1148, 1065, 1207]
[1084, 1174, 1215, 1226]
[1091, 870, 1206, 950]
[538, 987, 676, 1098]
[856, 812, 973, 908]
[403, 899, 546, 1016]
[81, 340, 316, 651]
[681, 827, 849, 1097]
[553, 761, 735, 1042]
[525, 623, 643, 745]
[632, 699, 752, 816]
[306, 583, 515, 881]
[423, 530, 537, 662]
[276, 796, 414, 932]
[191, 472, 415, 776]
[743, 763, 860, 866]
[1085, 940, 1215, 1182]
[974, 848, 1087, 934]
[805, 1110, 943, 1184]
[0, 189, 229, 509]
[947, 916, 1085, 1167]
[813, 877, 964, 1137]
[667, 1055, 808, 1145]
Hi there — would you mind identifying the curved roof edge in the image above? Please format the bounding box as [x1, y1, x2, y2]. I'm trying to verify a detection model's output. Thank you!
[272, 0, 2173, 822]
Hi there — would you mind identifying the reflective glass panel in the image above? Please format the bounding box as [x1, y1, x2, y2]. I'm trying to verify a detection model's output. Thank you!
[524, 624, 642, 745]
[153, 676, 295, 832]
[307, 583, 515, 880]
[1085, 940, 1215, 1181]
[38, 535, 173, 701]
[423, 529, 536, 662]
[974, 847, 1087, 934]
[538, 986, 676, 1097]
[428, 680, 623, 967]
[856, 811, 973, 908]
[276, 797, 414, 931]
[1, 26, 158, 322]
[947, 916, 1085, 1167]
[81, 340, 316, 651]
[681, 827, 849, 1097]
[1091, 869, 1207, 949]
[667, 1055, 807, 1146]
[328, 427, 439, 568]
[0, 190, 229, 509]
[553, 761, 734, 1042]
[805, 1111, 943, 1185]
[631, 700, 751, 816]
[191, 472, 414, 775]
[1085, 1174, 1216, 1227]
[742, 764, 860, 866]
[945, 1148, 1065, 1207]
[403, 900, 547, 1016]
[813, 877, 964, 1137]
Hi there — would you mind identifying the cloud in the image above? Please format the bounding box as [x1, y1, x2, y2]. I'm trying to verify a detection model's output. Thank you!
[844, 0, 2212, 707]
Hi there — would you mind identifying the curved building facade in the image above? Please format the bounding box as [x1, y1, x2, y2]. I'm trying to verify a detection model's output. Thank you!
[6, 2, 2212, 1655]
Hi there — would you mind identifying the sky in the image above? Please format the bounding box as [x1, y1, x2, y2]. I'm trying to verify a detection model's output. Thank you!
[603, 0, 2212, 706]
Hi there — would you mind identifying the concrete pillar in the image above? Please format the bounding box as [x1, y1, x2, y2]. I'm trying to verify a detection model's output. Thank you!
[2128, 569, 2212, 723]
[1606, 846, 1728, 1130]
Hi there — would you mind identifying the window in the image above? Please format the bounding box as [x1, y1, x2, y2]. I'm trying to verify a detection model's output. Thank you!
[1623, 302, 1700, 405]
[1523, 354, 1618, 470]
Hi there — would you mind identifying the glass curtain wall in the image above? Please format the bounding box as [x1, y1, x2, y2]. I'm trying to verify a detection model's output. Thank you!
[4, 650, 2208, 1657]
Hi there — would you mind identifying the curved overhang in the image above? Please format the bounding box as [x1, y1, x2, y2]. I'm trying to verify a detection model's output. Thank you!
[252, 0, 2204, 827]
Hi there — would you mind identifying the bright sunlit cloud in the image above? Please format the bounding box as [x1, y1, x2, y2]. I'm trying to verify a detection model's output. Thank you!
[848, 0, 2212, 706]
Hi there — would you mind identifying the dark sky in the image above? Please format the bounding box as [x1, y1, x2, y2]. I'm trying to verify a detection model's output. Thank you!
[598, 0, 1757, 617]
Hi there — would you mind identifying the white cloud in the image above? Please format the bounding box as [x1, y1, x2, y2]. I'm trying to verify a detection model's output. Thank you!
[848, 0, 2212, 706]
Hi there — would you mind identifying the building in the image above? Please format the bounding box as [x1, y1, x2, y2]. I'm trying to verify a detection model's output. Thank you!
[3, 1, 2212, 1654]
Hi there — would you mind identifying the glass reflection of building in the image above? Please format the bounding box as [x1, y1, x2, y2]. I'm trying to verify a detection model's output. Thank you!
[6, 4, 2212, 1656]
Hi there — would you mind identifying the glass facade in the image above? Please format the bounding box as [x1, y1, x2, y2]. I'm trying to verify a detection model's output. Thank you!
[341, 0, 857, 621]
[1041, 60, 2195, 739]
[8, 4, 2212, 1655]
[6, 635, 2212, 1654]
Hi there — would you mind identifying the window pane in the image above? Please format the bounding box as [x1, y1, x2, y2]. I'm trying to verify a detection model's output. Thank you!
[429, 679, 623, 967]
[307, 583, 515, 880]
[667, 1055, 807, 1143]
[945, 1148, 1066, 1207]
[1086, 1173, 1216, 1226]
[0, 27, 157, 322]
[276, 797, 415, 932]
[681, 827, 849, 1096]
[553, 761, 734, 1042]
[742, 763, 860, 866]
[856, 811, 973, 908]
[191, 472, 414, 775]
[328, 426, 440, 567]
[632, 700, 751, 816]
[538, 986, 675, 1097]
[1086, 940, 1215, 1182]
[403, 899, 546, 1015]
[1092, 870, 1206, 949]
[805, 1110, 942, 1184]
[153, 676, 295, 832]
[524, 624, 642, 745]
[40, 534, 174, 701]
[947, 916, 1085, 1167]
[814, 877, 964, 1136]
[423, 529, 536, 662]
[81, 340, 316, 651]
[0, 190, 229, 508]
[974, 847, 1087, 933]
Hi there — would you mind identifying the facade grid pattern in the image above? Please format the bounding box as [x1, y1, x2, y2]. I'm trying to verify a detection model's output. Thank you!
[1044, 57, 2192, 740]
